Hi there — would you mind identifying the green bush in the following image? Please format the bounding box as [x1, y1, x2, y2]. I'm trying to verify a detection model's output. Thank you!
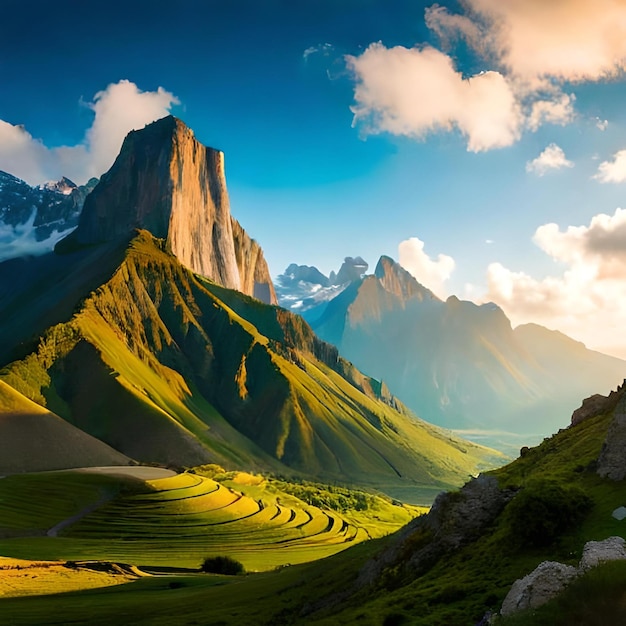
[505, 480, 592, 548]
[200, 556, 245, 575]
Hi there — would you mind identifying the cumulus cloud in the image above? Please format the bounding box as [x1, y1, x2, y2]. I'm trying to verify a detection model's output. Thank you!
[485, 208, 626, 358]
[526, 144, 574, 176]
[347, 44, 522, 151]
[0, 80, 179, 185]
[347, 1, 626, 148]
[527, 93, 576, 131]
[594, 150, 626, 183]
[398, 236, 455, 299]
[428, 0, 626, 87]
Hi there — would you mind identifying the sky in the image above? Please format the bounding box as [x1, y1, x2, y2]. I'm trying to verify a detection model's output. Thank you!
[3, 0, 626, 358]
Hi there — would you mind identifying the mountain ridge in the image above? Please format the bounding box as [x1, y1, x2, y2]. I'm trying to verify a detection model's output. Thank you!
[281, 255, 626, 451]
[59, 116, 276, 305]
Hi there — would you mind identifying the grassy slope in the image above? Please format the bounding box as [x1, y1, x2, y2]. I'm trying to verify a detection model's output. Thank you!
[0, 468, 421, 573]
[2, 405, 623, 625]
[1, 231, 502, 496]
[306, 411, 626, 625]
[0, 380, 130, 473]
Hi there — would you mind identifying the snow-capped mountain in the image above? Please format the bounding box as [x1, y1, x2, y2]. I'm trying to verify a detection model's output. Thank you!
[0, 171, 97, 262]
[274, 256, 369, 314]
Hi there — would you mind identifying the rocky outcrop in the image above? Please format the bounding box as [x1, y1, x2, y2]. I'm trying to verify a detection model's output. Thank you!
[374, 255, 437, 302]
[597, 393, 626, 480]
[356, 474, 515, 588]
[500, 561, 579, 617]
[501, 537, 626, 616]
[230, 218, 276, 304]
[571, 380, 625, 426]
[580, 536, 626, 570]
[61, 116, 275, 304]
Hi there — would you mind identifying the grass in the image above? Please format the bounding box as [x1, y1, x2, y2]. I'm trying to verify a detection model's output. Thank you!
[0, 468, 423, 574]
[1, 230, 504, 496]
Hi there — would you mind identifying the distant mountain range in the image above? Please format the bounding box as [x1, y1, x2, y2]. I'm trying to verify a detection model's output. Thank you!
[0, 170, 97, 262]
[0, 117, 500, 499]
[277, 255, 626, 453]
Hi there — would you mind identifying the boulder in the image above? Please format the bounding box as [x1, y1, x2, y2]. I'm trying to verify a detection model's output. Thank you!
[580, 536, 626, 570]
[500, 561, 579, 617]
[597, 411, 626, 480]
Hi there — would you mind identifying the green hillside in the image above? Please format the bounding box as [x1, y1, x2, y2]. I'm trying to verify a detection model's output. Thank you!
[1, 391, 625, 625]
[0, 468, 422, 572]
[0, 380, 130, 473]
[0, 231, 502, 496]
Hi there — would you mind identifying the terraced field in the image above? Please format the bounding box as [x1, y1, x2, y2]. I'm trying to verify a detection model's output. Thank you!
[0, 469, 420, 573]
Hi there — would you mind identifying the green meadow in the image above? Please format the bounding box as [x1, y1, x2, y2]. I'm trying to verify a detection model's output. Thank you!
[0, 467, 423, 574]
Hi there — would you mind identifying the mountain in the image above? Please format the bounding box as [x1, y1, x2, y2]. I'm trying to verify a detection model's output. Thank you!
[0, 171, 97, 262]
[275, 256, 369, 315]
[0, 380, 130, 474]
[300, 255, 626, 452]
[60, 115, 276, 305]
[0, 117, 501, 495]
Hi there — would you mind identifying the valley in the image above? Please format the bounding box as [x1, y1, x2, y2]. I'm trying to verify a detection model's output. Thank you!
[1, 114, 625, 625]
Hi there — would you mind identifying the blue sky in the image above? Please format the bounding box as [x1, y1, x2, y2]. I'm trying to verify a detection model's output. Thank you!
[3, 0, 626, 358]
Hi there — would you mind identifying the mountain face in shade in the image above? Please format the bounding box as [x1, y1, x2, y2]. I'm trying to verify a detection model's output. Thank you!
[61, 116, 276, 305]
[305, 255, 626, 453]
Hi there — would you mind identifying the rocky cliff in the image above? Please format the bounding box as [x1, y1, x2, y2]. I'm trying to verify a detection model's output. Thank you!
[62, 116, 276, 304]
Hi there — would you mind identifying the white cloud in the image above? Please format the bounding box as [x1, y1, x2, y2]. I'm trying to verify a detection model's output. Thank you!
[596, 118, 609, 131]
[398, 236, 455, 299]
[526, 144, 574, 176]
[485, 208, 626, 358]
[0, 80, 179, 185]
[428, 0, 626, 87]
[348, 1, 626, 149]
[303, 43, 334, 61]
[594, 150, 626, 183]
[527, 93, 576, 131]
[346, 43, 522, 152]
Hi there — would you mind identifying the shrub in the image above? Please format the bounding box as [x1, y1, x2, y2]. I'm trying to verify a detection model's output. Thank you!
[200, 555, 245, 575]
[505, 480, 592, 548]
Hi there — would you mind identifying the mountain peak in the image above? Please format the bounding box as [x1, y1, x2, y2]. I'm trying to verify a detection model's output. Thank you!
[374, 255, 438, 302]
[60, 116, 276, 304]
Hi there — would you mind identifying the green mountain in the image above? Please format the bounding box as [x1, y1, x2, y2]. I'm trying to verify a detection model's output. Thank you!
[0, 380, 130, 474]
[0, 117, 501, 497]
[305, 255, 626, 452]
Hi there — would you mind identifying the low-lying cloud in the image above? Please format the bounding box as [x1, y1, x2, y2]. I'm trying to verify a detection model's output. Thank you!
[0, 80, 179, 186]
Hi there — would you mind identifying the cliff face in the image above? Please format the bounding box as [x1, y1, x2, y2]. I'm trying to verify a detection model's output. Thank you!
[231, 218, 277, 304]
[66, 116, 275, 304]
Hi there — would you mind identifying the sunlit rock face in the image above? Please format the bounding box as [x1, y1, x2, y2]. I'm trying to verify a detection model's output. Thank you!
[68, 116, 276, 304]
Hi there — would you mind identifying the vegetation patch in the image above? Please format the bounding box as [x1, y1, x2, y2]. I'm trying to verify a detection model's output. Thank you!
[200, 556, 245, 575]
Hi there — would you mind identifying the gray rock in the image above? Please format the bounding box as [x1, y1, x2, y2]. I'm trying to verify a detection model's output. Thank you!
[580, 536, 626, 570]
[597, 408, 626, 480]
[500, 561, 579, 617]
[612, 506, 626, 521]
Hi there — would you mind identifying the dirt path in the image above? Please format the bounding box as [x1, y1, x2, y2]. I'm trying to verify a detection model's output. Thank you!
[47, 492, 115, 537]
